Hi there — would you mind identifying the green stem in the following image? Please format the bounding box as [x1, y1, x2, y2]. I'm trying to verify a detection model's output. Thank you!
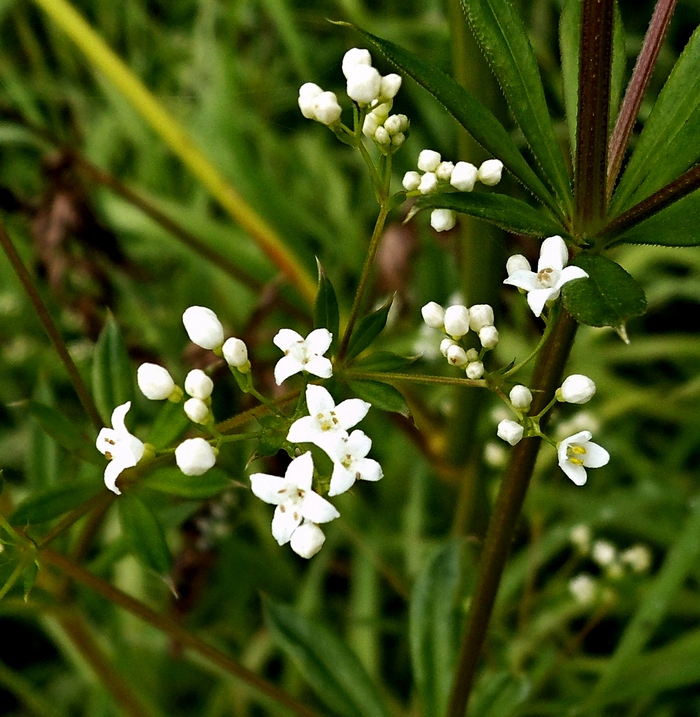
[39, 548, 324, 717]
[445, 309, 578, 717]
[343, 370, 486, 388]
[0, 218, 103, 431]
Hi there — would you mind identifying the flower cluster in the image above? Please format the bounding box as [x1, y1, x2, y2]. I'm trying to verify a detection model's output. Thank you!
[421, 301, 499, 379]
[403, 150, 504, 231]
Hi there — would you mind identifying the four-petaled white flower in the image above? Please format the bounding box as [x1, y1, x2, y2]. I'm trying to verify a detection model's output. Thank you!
[503, 236, 589, 317]
[325, 430, 383, 496]
[287, 385, 370, 451]
[96, 402, 145, 495]
[273, 328, 333, 385]
[557, 430, 610, 486]
[250, 452, 339, 548]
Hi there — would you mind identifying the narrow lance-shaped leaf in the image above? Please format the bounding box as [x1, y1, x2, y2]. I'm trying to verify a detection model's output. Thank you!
[347, 379, 410, 418]
[314, 259, 340, 351]
[560, 0, 582, 156]
[347, 25, 563, 219]
[463, 0, 573, 213]
[139, 466, 234, 500]
[118, 493, 172, 577]
[346, 297, 393, 360]
[92, 314, 133, 424]
[10, 480, 102, 526]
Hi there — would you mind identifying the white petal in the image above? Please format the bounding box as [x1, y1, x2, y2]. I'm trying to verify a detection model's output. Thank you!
[273, 328, 304, 352]
[124, 435, 145, 465]
[104, 459, 126, 495]
[96, 427, 118, 456]
[329, 465, 356, 496]
[250, 473, 288, 504]
[274, 355, 302, 385]
[301, 491, 340, 524]
[286, 415, 317, 443]
[503, 270, 540, 292]
[110, 401, 132, 434]
[285, 452, 315, 492]
[345, 429, 372, 458]
[290, 522, 326, 558]
[355, 457, 383, 482]
[305, 384, 335, 414]
[556, 265, 589, 289]
[527, 288, 557, 317]
[304, 328, 333, 355]
[303, 356, 333, 379]
[562, 461, 588, 486]
[272, 505, 302, 545]
[538, 236, 567, 272]
[582, 442, 610, 468]
[334, 399, 371, 431]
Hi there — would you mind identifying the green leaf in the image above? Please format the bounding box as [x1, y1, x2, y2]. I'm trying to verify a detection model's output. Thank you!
[146, 400, 190, 450]
[140, 466, 233, 499]
[417, 192, 565, 237]
[27, 379, 59, 488]
[11, 480, 102, 526]
[349, 26, 561, 216]
[92, 313, 133, 424]
[346, 298, 393, 360]
[264, 598, 391, 717]
[23, 400, 101, 466]
[350, 351, 420, 372]
[611, 187, 700, 247]
[256, 414, 289, 457]
[463, 0, 572, 211]
[612, 24, 700, 213]
[409, 539, 474, 717]
[22, 560, 39, 602]
[314, 260, 340, 349]
[118, 493, 171, 576]
[562, 254, 647, 336]
[347, 379, 410, 417]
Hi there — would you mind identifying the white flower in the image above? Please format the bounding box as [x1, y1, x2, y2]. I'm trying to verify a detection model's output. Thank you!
[557, 374, 596, 404]
[175, 437, 217, 476]
[569, 573, 597, 605]
[379, 73, 402, 101]
[466, 361, 485, 379]
[96, 402, 145, 495]
[313, 91, 343, 126]
[418, 172, 439, 194]
[223, 337, 249, 369]
[443, 304, 470, 338]
[430, 209, 456, 232]
[137, 363, 176, 400]
[621, 544, 652, 573]
[325, 430, 383, 496]
[450, 162, 477, 192]
[592, 540, 617, 567]
[446, 344, 468, 367]
[250, 452, 339, 546]
[273, 328, 333, 385]
[469, 304, 494, 332]
[557, 430, 610, 485]
[290, 521, 327, 559]
[184, 397, 210, 424]
[403, 171, 421, 191]
[287, 385, 370, 450]
[479, 325, 499, 349]
[342, 48, 372, 78]
[182, 306, 225, 350]
[184, 369, 213, 400]
[503, 236, 589, 317]
[417, 149, 441, 172]
[497, 419, 524, 445]
[509, 385, 532, 411]
[421, 301, 445, 329]
[346, 65, 382, 104]
[477, 159, 503, 186]
[435, 161, 455, 181]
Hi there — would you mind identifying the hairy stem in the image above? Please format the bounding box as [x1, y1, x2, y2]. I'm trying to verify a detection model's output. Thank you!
[0, 219, 103, 431]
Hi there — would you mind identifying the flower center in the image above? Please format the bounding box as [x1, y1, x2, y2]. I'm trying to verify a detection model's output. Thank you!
[566, 443, 587, 465]
[537, 267, 559, 288]
[316, 410, 339, 432]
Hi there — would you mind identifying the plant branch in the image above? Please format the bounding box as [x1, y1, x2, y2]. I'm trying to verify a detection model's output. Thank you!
[446, 308, 578, 717]
[607, 0, 678, 196]
[0, 218, 103, 431]
[39, 548, 324, 717]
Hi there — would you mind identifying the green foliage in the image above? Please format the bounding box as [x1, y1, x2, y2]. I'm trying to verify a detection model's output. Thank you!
[118, 493, 172, 577]
[314, 260, 340, 349]
[346, 297, 393, 360]
[10, 480, 102, 526]
[347, 379, 410, 416]
[139, 466, 234, 499]
[92, 314, 133, 424]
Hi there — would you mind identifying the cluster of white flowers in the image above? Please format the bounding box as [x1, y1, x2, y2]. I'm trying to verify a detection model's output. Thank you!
[421, 301, 499, 379]
[403, 150, 504, 232]
[363, 104, 409, 151]
[251, 384, 382, 558]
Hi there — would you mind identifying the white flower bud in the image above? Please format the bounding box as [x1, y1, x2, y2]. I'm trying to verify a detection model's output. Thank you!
[379, 73, 402, 101]
[592, 540, 617, 567]
[418, 172, 438, 194]
[479, 325, 499, 349]
[497, 419, 524, 445]
[223, 337, 249, 368]
[374, 126, 390, 145]
[443, 304, 470, 338]
[313, 92, 342, 125]
[466, 361, 485, 380]
[175, 437, 217, 476]
[417, 149, 441, 172]
[430, 209, 456, 232]
[394, 114, 409, 132]
[342, 48, 372, 78]
[621, 544, 652, 573]
[435, 161, 455, 181]
[570, 524, 592, 553]
[466, 348, 480, 362]
[402, 171, 421, 191]
[440, 338, 457, 357]
[346, 65, 382, 104]
[384, 114, 403, 135]
[446, 344, 468, 367]
[391, 132, 406, 148]
[506, 254, 531, 276]
[363, 113, 379, 137]
[182, 306, 224, 350]
[477, 159, 504, 186]
[371, 102, 392, 122]
[569, 574, 596, 605]
[137, 363, 176, 400]
[184, 369, 214, 400]
[450, 161, 478, 192]
[298, 83, 323, 119]
[509, 385, 532, 410]
[469, 304, 494, 332]
[290, 522, 326, 558]
[184, 397, 210, 424]
[557, 374, 596, 404]
[421, 301, 445, 329]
